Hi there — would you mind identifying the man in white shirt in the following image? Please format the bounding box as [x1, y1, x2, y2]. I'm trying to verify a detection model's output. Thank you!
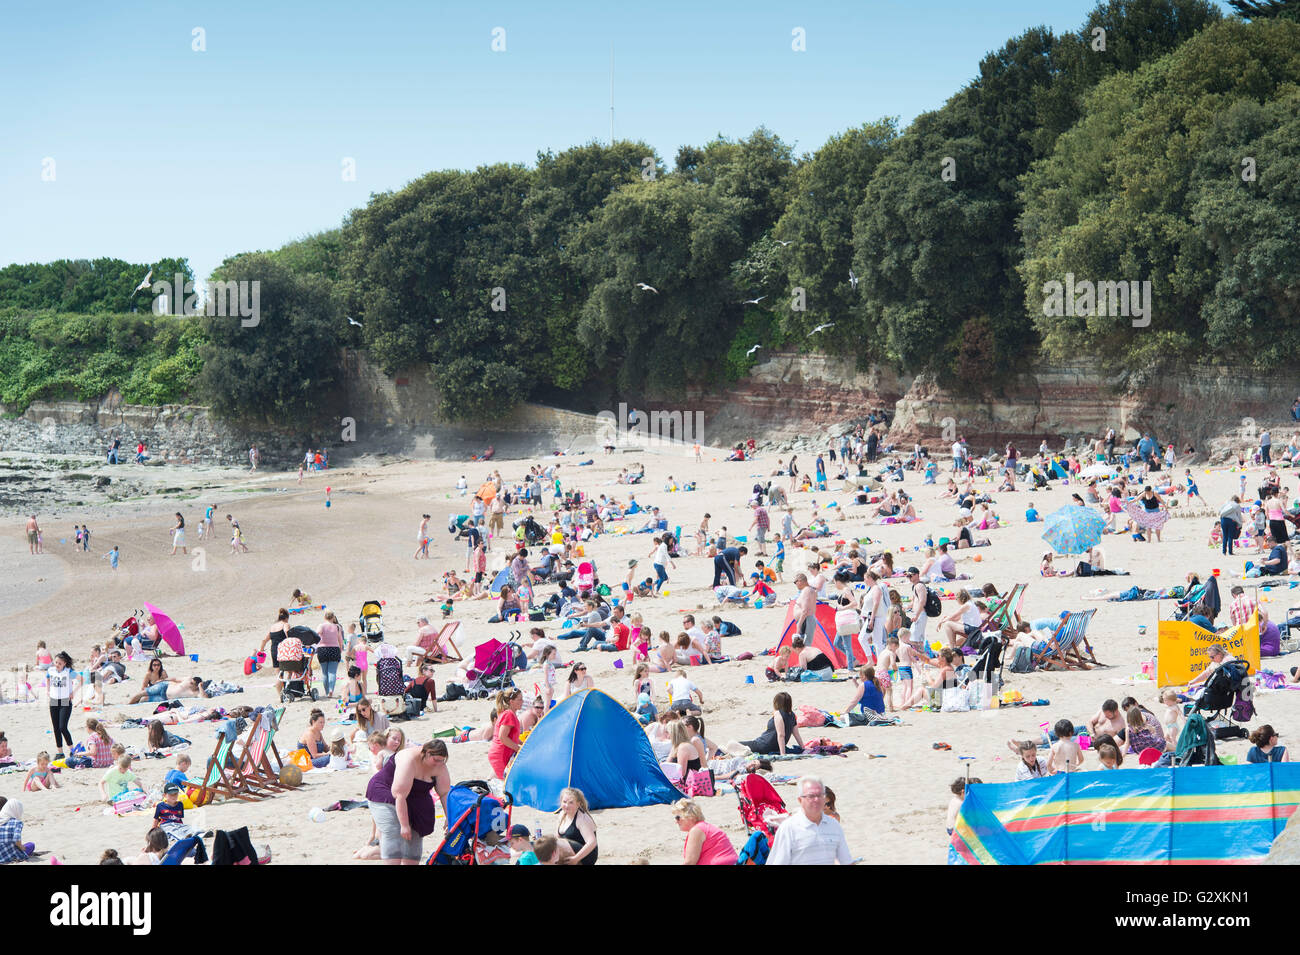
[767, 775, 852, 866]
[951, 440, 964, 473]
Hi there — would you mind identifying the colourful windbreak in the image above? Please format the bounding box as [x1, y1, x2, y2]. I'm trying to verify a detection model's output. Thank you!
[950, 765, 1300, 864]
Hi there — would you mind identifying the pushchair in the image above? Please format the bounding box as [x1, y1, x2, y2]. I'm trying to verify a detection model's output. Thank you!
[735, 773, 787, 865]
[359, 600, 384, 644]
[110, 610, 151, 651]
[427, 781, 512, 865]
[1191, 659, 1254, 723]
[277, 627, 319, 703]
[465, 636, 522, 697]
[513, 515, 547, 545]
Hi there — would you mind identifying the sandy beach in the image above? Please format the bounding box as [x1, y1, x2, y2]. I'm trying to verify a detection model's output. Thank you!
[2, 445, 1297, 865]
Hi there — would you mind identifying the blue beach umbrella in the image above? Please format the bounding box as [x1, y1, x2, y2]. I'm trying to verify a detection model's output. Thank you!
[1041, 505, 1105, 555]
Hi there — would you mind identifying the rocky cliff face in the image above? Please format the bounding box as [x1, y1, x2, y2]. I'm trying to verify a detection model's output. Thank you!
[1, 393, 305, 467]
[687, 352, 1296, 455]
[684, 352, 911, 446]
[5, 352, 1292, 465]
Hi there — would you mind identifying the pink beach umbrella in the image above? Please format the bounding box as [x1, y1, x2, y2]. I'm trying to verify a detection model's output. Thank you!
[143, 602, 186, 656]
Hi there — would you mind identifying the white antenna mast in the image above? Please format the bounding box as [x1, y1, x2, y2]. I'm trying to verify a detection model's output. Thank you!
[609, 44, 615, 145]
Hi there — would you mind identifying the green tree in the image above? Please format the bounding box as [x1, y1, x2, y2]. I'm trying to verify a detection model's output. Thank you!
[1019, 18, 1300, 370]
[195, 254, 341, 425]
[774, 119, 897, 350]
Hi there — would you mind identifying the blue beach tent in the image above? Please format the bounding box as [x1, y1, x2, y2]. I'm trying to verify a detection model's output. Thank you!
[504, 688, 681, 811]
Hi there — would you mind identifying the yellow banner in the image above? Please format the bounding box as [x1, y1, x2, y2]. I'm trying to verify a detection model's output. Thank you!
[1157, 612, 1260, 686]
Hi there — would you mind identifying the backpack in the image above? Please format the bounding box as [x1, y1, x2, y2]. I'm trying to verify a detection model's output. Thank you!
[1008, 645, 1035, 674]
[924, 588, 942, 618]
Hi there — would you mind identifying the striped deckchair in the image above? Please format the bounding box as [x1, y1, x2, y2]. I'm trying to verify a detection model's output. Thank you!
[246, 707, 291, 791]
[187, 728, 262, 806]
[1031, 609, 1099, 671]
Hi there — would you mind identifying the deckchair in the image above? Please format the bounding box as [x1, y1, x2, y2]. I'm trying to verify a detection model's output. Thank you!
[230, 709, 286, 795]
[1031, 609, 1100, 671]
[246, 707, 292, 791]
[405, 621, 462, 668]
[186, 727, 262, 806]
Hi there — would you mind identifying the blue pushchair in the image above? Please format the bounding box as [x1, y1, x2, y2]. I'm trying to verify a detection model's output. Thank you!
[426, 781, 513, 865]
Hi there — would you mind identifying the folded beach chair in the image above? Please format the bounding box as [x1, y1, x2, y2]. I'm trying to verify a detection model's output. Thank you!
[1031, 609, 1099, 671]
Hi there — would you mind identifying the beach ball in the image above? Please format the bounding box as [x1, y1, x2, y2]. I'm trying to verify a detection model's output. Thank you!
[662, 589, 670, 597]
[973, 554, 982, 562]
[308, 807, 327, 823]
[279, 764, 304, 788]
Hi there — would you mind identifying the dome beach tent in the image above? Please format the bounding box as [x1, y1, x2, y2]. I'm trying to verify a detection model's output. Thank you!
[504, 688, 680, 811]
[772, 600, 866, 669]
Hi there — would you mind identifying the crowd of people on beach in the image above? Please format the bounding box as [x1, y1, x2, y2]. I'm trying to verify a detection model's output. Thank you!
[5, 418, 1300, 865]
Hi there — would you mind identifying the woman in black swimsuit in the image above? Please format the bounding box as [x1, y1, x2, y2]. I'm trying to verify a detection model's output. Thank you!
[669, 720, 707, 780]
[557, 787, 598, 865]
[741, 692, 805, 756]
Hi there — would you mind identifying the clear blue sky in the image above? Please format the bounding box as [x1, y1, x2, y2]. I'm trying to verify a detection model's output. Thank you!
[0, 0, 1229, 286]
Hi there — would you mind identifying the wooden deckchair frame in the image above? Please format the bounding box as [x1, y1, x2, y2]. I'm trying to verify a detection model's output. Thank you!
[247, 707, 293, 791]
[188, 724, 263, 805]
[1032, 609, 1100, 671]
[406, 621, 462, 666]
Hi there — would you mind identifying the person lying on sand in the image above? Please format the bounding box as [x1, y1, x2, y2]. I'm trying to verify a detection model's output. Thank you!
[127, 676, 208, 705]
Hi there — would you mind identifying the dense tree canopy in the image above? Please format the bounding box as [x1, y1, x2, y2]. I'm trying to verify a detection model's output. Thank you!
[1019, 18, 1300, 370]
[8, 0, 1297, 423]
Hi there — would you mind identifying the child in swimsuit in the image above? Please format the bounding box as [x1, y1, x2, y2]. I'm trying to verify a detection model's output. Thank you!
[24, 752, 59, 791]
[344, 666, 364, 705]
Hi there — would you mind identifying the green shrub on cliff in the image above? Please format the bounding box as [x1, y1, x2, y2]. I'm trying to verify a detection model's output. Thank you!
[0, 310, 204, 410]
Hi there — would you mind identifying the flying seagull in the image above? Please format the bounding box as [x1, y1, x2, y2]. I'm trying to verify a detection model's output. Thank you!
[740, 295, 766, 305]
[131, 269, 152, 295]
[848, 268, 859, 290]
[808, 323, 836, 336]
[347, 316, 363, 327]
[635, 282, 658, 294]
[746, 344, 762, 356]
[775, 240, 793, 247]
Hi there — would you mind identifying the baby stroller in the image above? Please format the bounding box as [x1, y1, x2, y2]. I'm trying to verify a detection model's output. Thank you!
[427, 781, 512, 865]
[359, 600, 384, 644]
[110, 610, 150, 650]
[465, 636, 522, 697]
[1191, 659, 1254, 723]
[735, 773, 787, 865]
[277, 627, 319, 703]
[513, 515, 547, 545]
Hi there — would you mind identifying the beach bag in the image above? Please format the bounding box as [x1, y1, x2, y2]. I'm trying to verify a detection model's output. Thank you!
[277, 637, 304, 663]
[941, 686, 971, 712]
[924, 589, 942, 618]
[736, 830, 770, 866]
[685, 769, 715, 798]
[379, 695, 407, 717]
[376, 657, 404, 697]
[1232, 681, 1256, 723]
[797, 705, 827, 727]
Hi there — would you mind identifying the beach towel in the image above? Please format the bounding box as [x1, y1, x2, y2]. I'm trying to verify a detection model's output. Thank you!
[1124, 501, 1169, 533]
